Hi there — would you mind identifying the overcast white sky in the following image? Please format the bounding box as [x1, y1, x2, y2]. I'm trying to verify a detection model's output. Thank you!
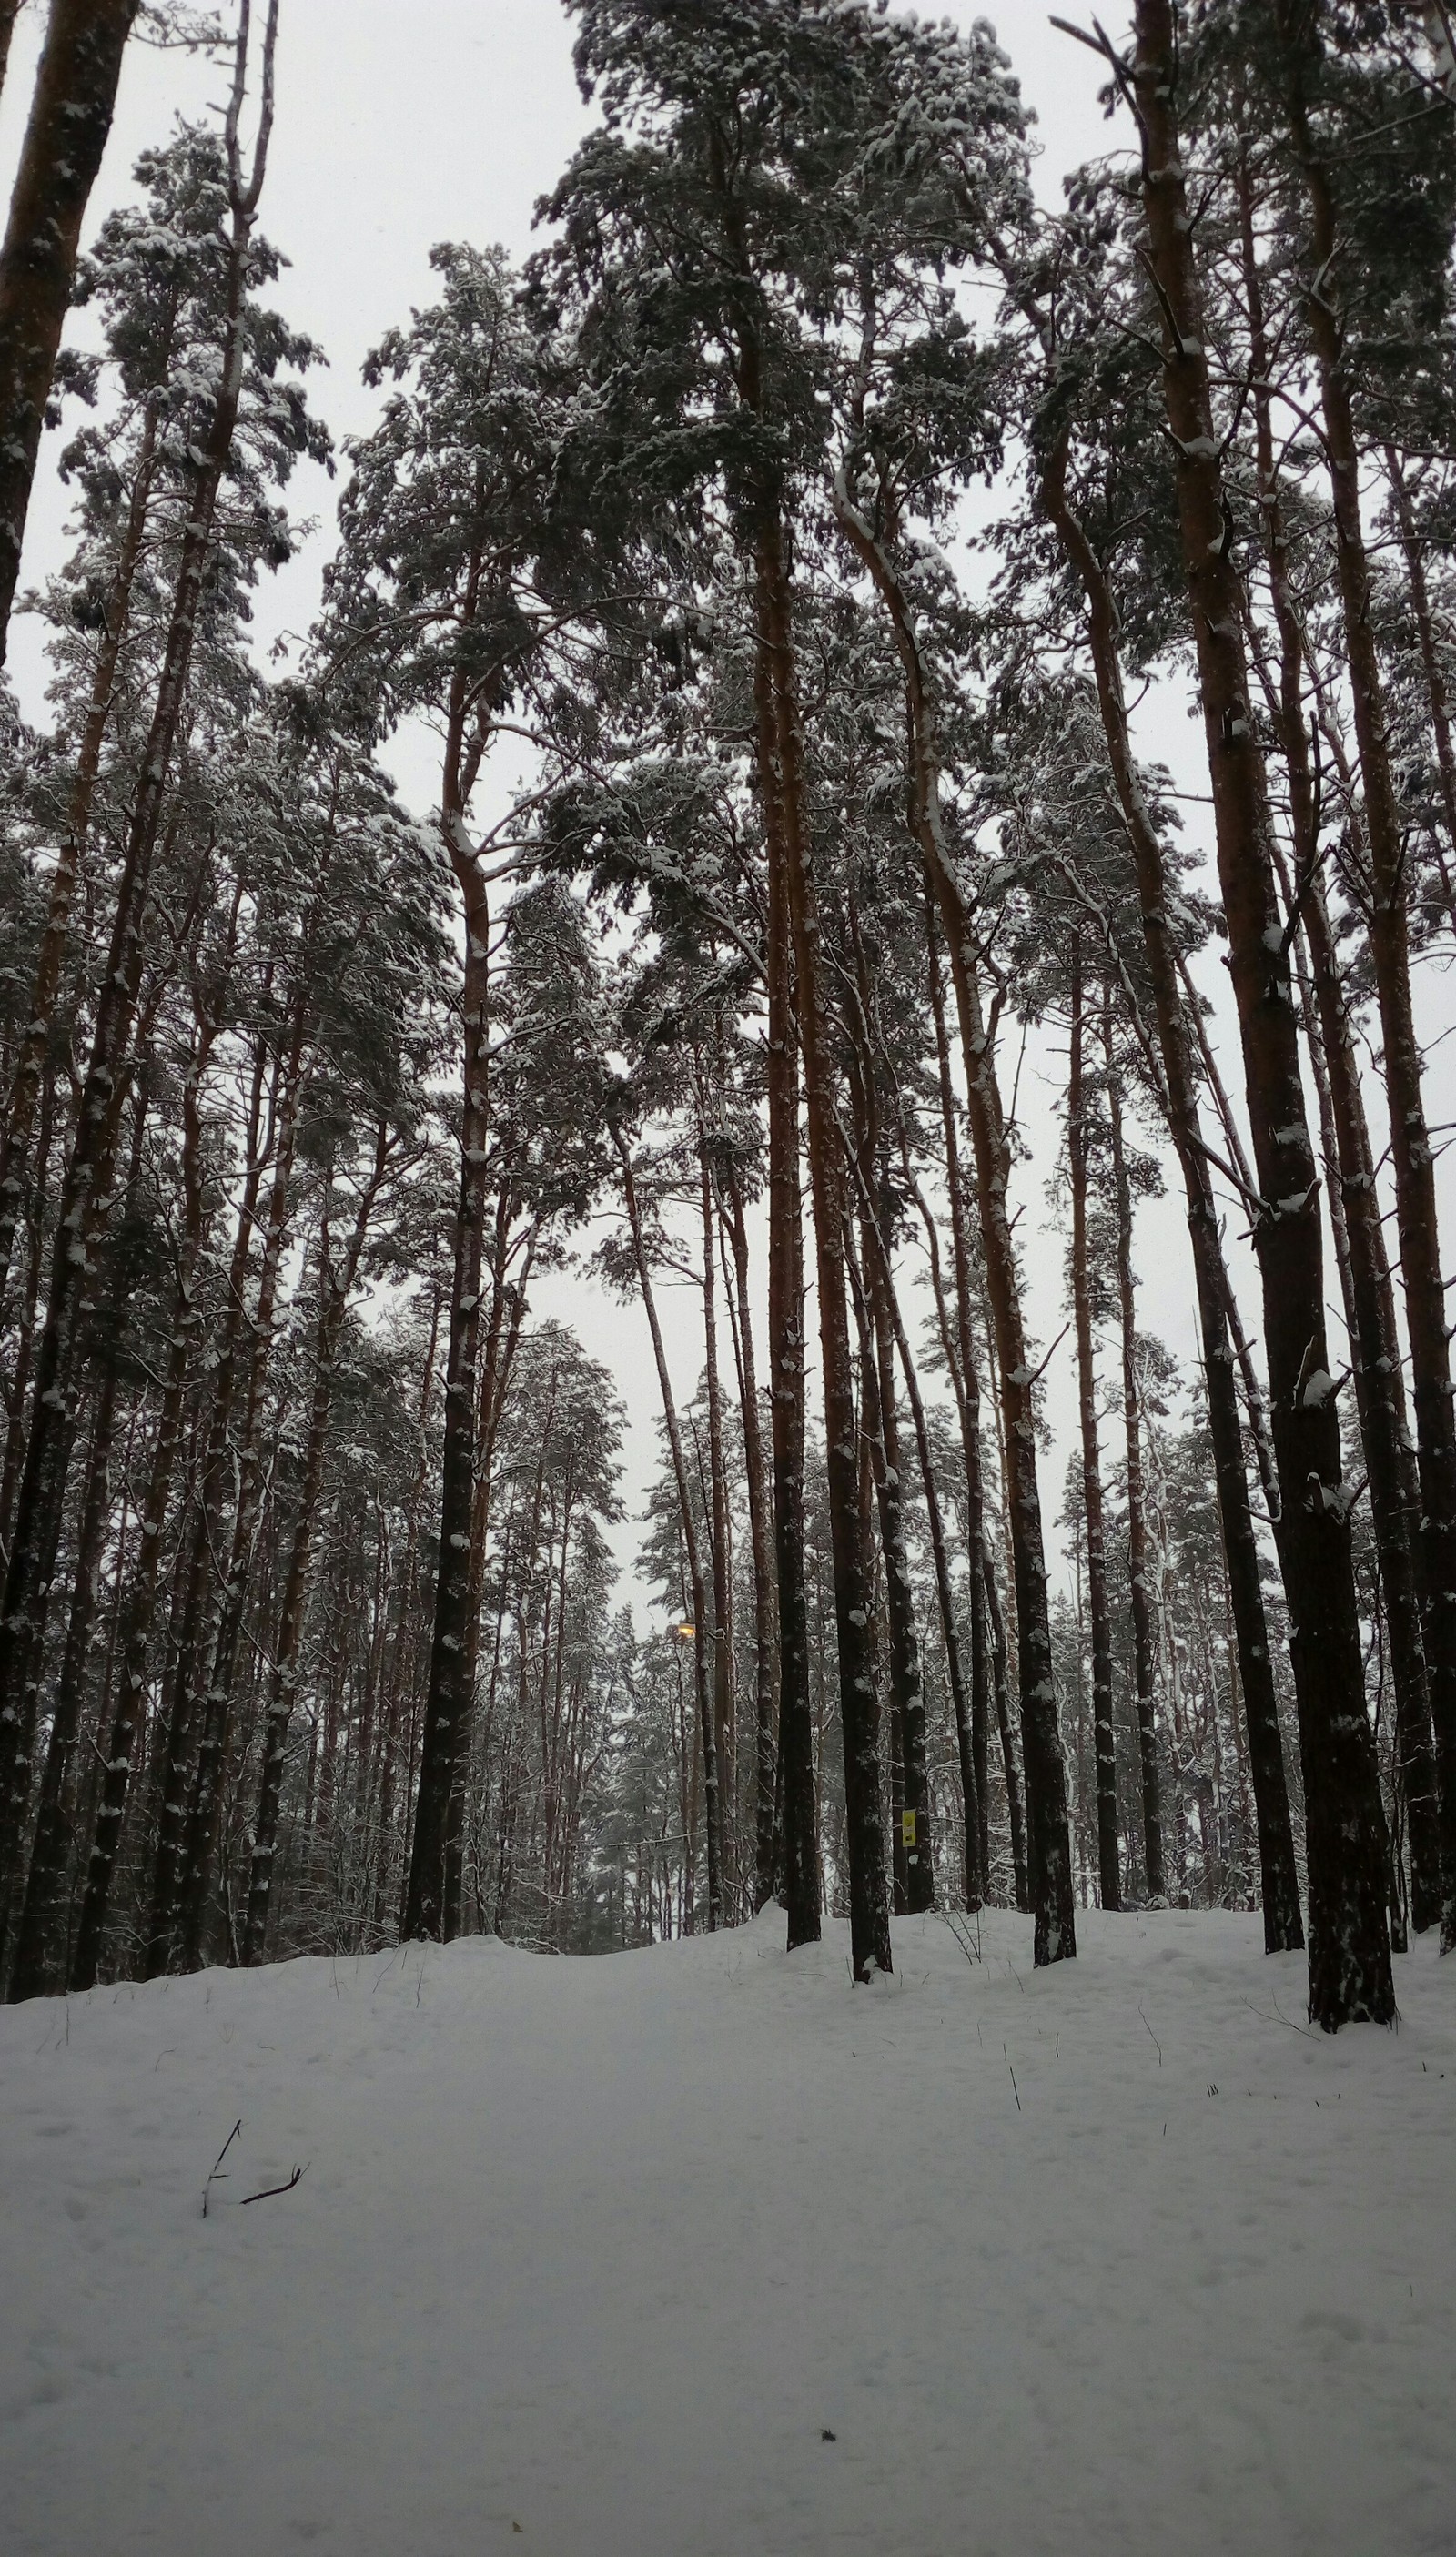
[9, 1, 1432, 1612]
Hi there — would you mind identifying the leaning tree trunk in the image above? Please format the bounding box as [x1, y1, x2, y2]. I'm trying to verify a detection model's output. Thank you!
[834, 475, 1072, 1967]
[760, 514, 891, 1981]
[1231, 145, 1440, 1935]
[1296, 872, 1440, 1927]
[1038, 437, 1302, 1954]
[1068, 935, 1120, 1911]
[0, 0, 141, 661]
[1132, 0, 1389, 2026]
[1279, 43, 1456, 1952]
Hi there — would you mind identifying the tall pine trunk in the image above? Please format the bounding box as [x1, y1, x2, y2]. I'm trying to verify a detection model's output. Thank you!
[723, 1161, 778, 1910]
[0, 1056, 53, 1561]
[1039, 433, 1302, 1951]
[1067, 941, 1121, 1910]
[846, 1205, 930, 1915]
[752, 557, 818, 1945]
[175, 1020, 306, 1968]
[1132, 0, 1387, 2025]
[865, 1196, 982, 1911]
[6, 1359, 119, 1996]
[613, 1127, 723, 1930]
[760, 519, 891, 1980]
[405, 875, 490, 1941]
[0, 8, 278, 1960]
[1105, 1012, 1165, 1901]
[1233, 140, 1440, 1938]
[240, 1141, 385, 1964]
[834, 478, 1072, 1966]
[68, 984, 224, 1990]
[698, 1108, 735, 1905]
[922, 903, 1008, 1896]
[1278, 38, 1456, 1952]
[144, 1040, 269, 1975]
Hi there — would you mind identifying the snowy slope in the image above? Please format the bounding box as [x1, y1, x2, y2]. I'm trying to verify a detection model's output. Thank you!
[2, 1909, 1452, 2557]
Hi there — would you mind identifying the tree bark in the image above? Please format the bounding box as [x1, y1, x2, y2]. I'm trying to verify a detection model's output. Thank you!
[697, 1107, 735, 1907]
[926, 747, 1067, 1951]
[1385, 447, 1456, 934]
[1068, 935, 1121, 1910]
[373, 1289, 440, 1939]
[240, 1137, 387, 1964]
[1105, 1007, 1165, 1900]
[0, 2, 25, 101]
[722, 1160, 778, 1911]
[752, 558, 818, 1946]
[0, 8, 277, 1959]
[760, 518, 891, 1980]
[847, 1200, 930, 1915]
[1229, 136, 1441, 1939]
[922, 898, 994, 1892]
[833, 476, 1072, 1966]
[67, 986, 222, 1991]
[867, 1200, 983, 1911]
[1132, 0, 1389, 2025]
[143, 1035, 268, 1976]
[175, 1015, 307, 1969]
[0, 0, 141, 661]
[405, 874, 491, 1942]
[0, 1054, 53, 1562]
[1277, 34, 1456, 1952]
[1038, 438, 1302, 1952]
[6, 1355, 118, 1996]
[612, 1127, 722, 1930]
[0, 397, 157, 1309]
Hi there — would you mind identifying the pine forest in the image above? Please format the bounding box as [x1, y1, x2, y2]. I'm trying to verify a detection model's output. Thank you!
[1, 7, 1455, 2549]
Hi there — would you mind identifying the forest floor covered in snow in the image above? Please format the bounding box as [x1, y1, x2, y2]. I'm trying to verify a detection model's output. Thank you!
[3, 1908, 1453, 2557]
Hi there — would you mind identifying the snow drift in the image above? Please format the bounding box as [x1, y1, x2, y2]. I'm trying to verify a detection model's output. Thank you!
[3, 1907, 1452, 2556]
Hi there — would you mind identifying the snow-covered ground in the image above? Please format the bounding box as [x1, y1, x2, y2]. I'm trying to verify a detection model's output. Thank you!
[3, 1908, 1452, 2557]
